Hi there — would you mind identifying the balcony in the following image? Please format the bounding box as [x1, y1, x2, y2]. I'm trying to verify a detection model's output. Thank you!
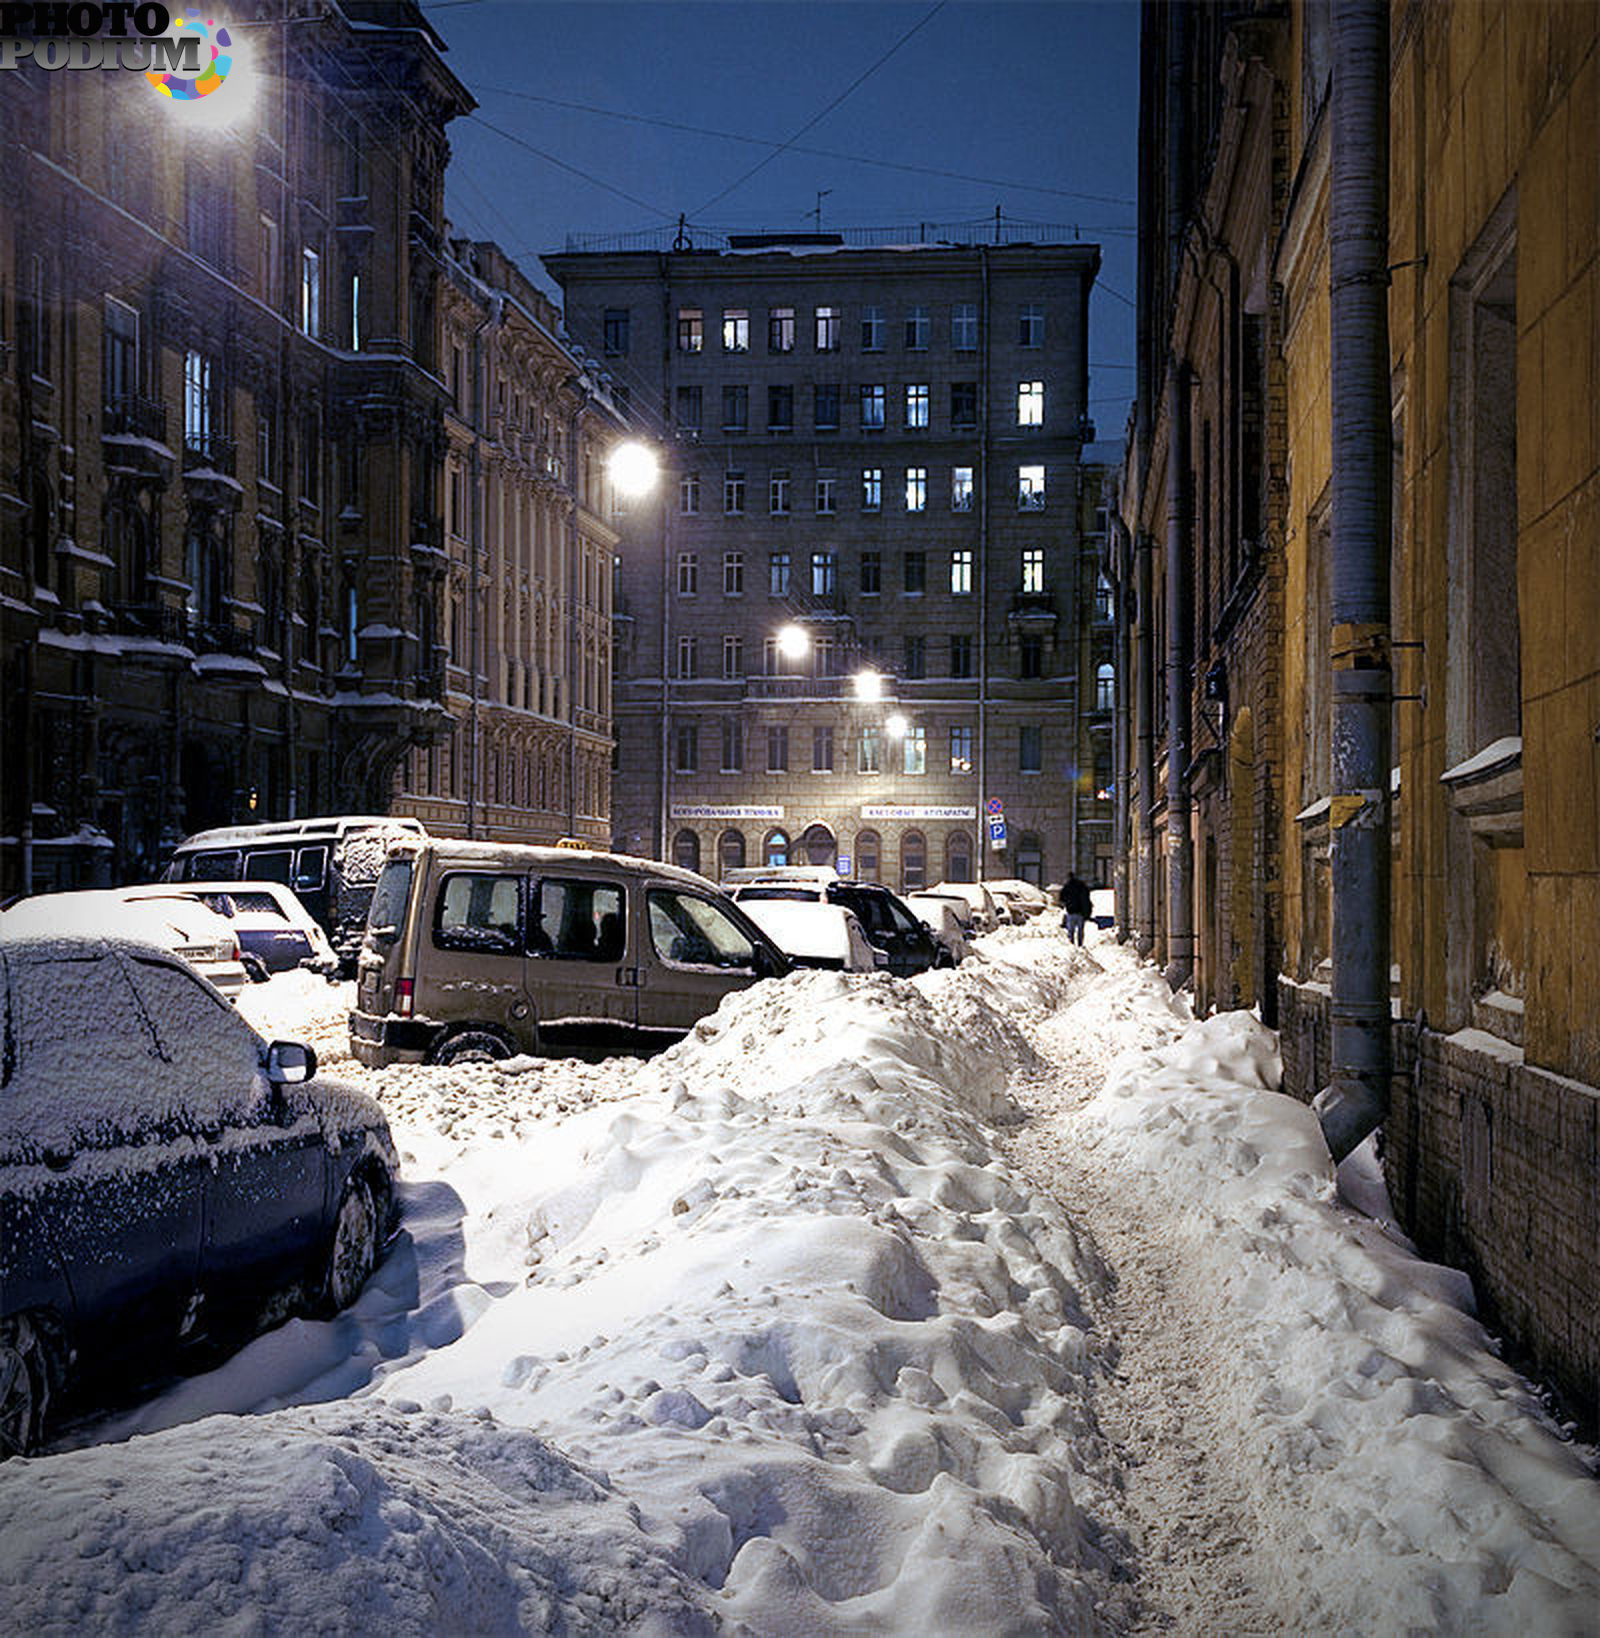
[102, 395, 175, 480]
[1007, 591, 1058, 631]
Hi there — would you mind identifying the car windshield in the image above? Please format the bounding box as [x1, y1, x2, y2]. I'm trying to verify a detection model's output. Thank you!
[367, 858, 413, 935]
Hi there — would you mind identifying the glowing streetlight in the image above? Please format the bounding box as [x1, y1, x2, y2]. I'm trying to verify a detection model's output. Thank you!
[607, 439, 660, 498]
[885, 712, 909, 739]
[851, 669, 884, 702]
[776, 623, 811, 660]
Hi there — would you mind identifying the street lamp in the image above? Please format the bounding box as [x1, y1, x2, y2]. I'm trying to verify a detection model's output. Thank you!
[776, 623, 810, 662]
[607, 439, 660, 499]
[885, 712, 909, 740]
[851, 668, 884, 702]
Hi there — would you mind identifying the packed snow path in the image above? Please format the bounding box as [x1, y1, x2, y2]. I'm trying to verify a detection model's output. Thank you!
[1, 930, 1596, 1634]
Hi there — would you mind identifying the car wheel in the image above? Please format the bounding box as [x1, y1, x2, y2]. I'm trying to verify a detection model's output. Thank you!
[0, 1313, 62, 1460]
[322, 1176, 379, 1315]
[935, 948, 955, 969]
[433, 1029, 514, 1066]
[241, 953, 271, 984]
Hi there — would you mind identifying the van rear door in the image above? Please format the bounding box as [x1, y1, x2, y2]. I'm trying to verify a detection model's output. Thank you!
[526, 873, 637, 1055]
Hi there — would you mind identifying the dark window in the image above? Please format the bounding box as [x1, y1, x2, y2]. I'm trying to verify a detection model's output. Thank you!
[904, 634, 925, 678]
[722, 384, 748, 432]
[860, 551, 881, 595]
[768, 385, 794, 432]
[950, 634, 974, 677]
[434, 872, 522, 954]
[603, 308, 630, 355]
[1020, 635, 1044, 678]
[951, 382, 978, 430]
[531, 877, 625, 961]
[814, 383, 840, 431]
[903, 551, 926, 595]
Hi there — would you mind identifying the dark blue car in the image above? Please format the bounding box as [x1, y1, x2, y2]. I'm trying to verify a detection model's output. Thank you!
[0, 932, 399, 1457]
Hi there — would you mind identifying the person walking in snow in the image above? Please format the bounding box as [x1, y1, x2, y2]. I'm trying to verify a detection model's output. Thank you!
[1060, 872, 1092, 945]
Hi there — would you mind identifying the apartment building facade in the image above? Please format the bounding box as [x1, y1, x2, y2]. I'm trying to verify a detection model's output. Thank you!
[546, 235, 1106, 891]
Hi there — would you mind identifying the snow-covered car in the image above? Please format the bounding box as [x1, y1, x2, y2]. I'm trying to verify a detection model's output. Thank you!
[905, 894, 969, 965]
[729, 879, 943, 974]
[926, 881, 1004, 934]
[986, 879, 1051, 920]
[1, 888, 249, 1001]
[0, 931, 400, 1457]
[736, 900, 886, 972]
[167, 881, 340, 977]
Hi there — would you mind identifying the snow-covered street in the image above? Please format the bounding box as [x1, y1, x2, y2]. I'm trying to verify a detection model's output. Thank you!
[2, 927, 1596, 1634]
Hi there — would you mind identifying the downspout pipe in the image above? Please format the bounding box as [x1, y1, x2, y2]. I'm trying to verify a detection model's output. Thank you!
[1111, 507, 1132, 938]
[1135, 525, 1156, 954]
[1316, 0, 1394, 1162]
[1163, 361, 1194, 989]
[467, 292, 505, 839]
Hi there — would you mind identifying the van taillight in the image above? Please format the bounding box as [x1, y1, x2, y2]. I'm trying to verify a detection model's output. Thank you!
[395, 977, 414, 1018]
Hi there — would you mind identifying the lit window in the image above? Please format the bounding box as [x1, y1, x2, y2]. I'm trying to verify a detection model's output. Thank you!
[723, 634, 743, 678]
[950, 550, 973, 595]
[350, 273, 361, 351]
[724, 551, 744, 595]
[300, 246, 320, 337]
[860, 305, 884, 351]
[814, 306, 840, 350]
[769, 307, 795, 352]
[861, 385, 886, 430]
[724, 470, 746, 514]
[1096, 662, 1115, 711]
[811, 551, 837, 597]
[905, 383, 929, 428]
[952, 467, 974, 511]
[859, 727, 881, 774]
[903, 725, 926, 775]
[1096, 574, 1114, 619]
[770, 469, 791, 514]
[1019, 303, 1044, 347]
[1018, 381, 1044, 426]
[1019, 724, 1043, 772]
[677, 552, 699, 595]
[722, 309, 749, 352]
[677, 307, 703, 352]
[676, 635, 698, 678]
[951, 303, 978, 350]
[949, 724, 973, 773]
[862, 467, 882, 511]
[680, 472, 701, 515]
[905, 467, 927, 512]
[904, 306, 929, 350]
[769, 550, 790, 596]
[1018, 464, 1046, 510]
[816, 472, 837, 514]
[1022, 548, 1045, 593]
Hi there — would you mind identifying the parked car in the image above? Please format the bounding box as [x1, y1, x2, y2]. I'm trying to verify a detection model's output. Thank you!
[926, 881, 1004, 935]
[162, 816, 428, 974]
[905, 894, 969, 965]
[350, 841, 791, 1067]
[1, 888, 249, 1001]
[986, 879, 1052, 921]
[171, 881, 340, 977]
[0, 931, 400, 1457]
[737, 900, 886, 972]
[728, 875, 944, 975]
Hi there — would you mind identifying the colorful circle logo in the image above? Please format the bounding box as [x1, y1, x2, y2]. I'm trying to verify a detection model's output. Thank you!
[147, 16, 232, 100]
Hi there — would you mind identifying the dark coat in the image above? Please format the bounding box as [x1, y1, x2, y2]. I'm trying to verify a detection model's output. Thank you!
[1061, 877, 1092, 917]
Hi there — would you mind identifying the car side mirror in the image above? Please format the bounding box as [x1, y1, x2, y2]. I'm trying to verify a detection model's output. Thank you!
[266, 1040, 317, 1084]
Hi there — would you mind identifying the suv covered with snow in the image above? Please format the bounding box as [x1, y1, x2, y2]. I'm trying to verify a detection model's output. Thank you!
[350, 841, 790, 1066]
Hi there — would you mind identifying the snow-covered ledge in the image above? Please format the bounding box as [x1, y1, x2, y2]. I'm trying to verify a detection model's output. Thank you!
[1439, 735, 1523, 844]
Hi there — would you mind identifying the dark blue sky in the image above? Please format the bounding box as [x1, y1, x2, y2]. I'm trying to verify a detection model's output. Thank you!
[427, 0, 1141, 436]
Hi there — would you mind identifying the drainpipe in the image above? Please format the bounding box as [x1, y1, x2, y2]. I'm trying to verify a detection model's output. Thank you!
[1316, 0, 1393, 1162]
[1111, 507, 1132, 937]
[1135, 526, 1156, 954]
[467, 293, 505, 839]
[1163, 362, 1194, 988]
[976, 246, 991, 882]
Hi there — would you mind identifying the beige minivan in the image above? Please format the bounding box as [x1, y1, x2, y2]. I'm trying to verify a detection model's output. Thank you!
[349, 840, 792, 1066]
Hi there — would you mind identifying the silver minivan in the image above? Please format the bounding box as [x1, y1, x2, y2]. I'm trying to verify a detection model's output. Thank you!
[349, 840, 791, 1066]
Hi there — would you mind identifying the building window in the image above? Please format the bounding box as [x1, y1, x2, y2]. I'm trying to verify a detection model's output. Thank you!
[680, 472, 701, 514]
[904, 306, 929, 350]
[676, 384, 703, 431]
[950, 634, 974, 678]
[904, 633, 926, 678]
[814, 306, 840, 350]
[905, 383, 929, 429]
[722, 551, 745, 596]
[300, 246, 320, 337]
[950, 549, 973, 595]
[949, 724, 973, 773]
[951, 303, 978, 351]
[723, 634, 744, 679]
[1019, 724, 1043, 772]
[856, 828, 881, 879]
[1020, 636, 1044, 678]
[1018, 380, 1044, 426]
[603, 307, 630, 355]
[814, 635, 840, 677]
[768, 549, 790, 596]
[812, 724, 835, 773]
[673, 828, 701, 872]
[901, 829, 926, 891]
[952, 467, 974, 511]
[719, 828, 747, 875]
[674, 725, 699, 773]
[815, 471, 837, 514]
[768, 385, 794, 432]
[862, 467, 882, 511]
[951, 381, 978, 431]
[1022, 547, 1045, 593]
[861, 305, 884, 351]
[1095, 574, 1113, 619]
[258, 215, 280, 307]
[1015, 834, 1043, 887]
[945, 831, 974, 882]
[861, 385, 886, 431]
[766, 725, 789, 773]
[721, 718, 743, 772]
[722, 308, 749, 352]
[903, 727, 926, 776]
[1096, 662, 1115, 711]
[770, 469, 792, 514]
[814, 383, 840, 431]
[103, 296, 140, 410]
[183, 348, 215, 451]
[722, 384, 749, 433]
[905, 467, 927, 512]
[676, 635, 698, 678]
[811, 550, 838, 596]
[724, 470, 746, 514]
[678, 307, 703, 352]
[677, 552, 699, 595]
[1018, 465, 1046, 510]
[860, 551, 881, 595]
[764, 828, 790, 867]
[859, 727, 881, 775]
[1019, 303, 1044, 347]
[903, 551, 926, 596]
[349, 272, 362, 350]
[769, 306, 795, 352]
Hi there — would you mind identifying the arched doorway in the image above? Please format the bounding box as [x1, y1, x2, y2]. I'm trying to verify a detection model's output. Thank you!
[800, 822, 836, 867]
[901, 829, 926, 891]
[764, 828, 790, 868]
[672, 828, 701, 874]
[945, 830, 974, 884]
[718, 828, 746, 878]
[855, 829, 880, 882]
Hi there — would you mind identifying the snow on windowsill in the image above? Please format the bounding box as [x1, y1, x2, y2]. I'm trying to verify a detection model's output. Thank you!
[1440, 736, 1521, 786]
[1443, 1025, 1525, 1067]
